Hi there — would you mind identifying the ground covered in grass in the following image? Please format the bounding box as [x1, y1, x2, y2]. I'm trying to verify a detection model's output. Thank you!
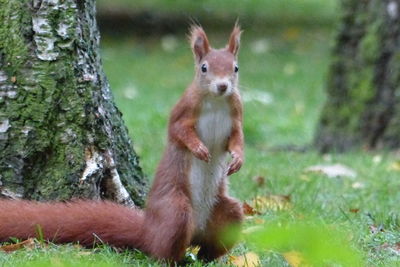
[2, 9, 400, 267]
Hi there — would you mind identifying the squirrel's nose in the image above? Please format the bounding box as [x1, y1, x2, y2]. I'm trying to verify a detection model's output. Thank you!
[217, 83, 228, 93]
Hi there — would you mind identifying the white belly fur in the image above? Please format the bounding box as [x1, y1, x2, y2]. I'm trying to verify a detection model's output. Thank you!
[189, 97, 232, 231]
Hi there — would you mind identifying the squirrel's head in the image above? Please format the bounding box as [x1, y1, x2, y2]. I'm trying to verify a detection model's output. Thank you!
[189, 24, 242, 97]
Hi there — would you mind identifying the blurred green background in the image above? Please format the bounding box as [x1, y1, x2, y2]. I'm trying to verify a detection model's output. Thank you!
[98, 0, 340, 177]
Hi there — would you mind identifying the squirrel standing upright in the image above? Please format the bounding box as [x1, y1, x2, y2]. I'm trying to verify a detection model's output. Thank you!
[0, 24, 244, 263]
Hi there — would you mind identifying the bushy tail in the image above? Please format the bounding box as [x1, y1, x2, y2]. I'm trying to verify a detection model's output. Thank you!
[0, 200, 145, 249]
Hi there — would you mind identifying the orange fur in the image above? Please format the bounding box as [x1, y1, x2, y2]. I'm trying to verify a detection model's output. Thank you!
[0, 200, 145, 249]
[0, 24, 244, 264]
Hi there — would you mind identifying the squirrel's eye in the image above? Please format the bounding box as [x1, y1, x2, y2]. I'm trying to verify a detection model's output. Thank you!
[201, 64, 207, 73]
[234, 65, 239, 73]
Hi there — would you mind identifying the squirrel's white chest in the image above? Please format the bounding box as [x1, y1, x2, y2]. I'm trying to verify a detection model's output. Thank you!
[189, 98, 232, 231]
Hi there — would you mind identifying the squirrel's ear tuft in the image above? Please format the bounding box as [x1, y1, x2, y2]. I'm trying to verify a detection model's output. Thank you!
[189, 25, 210, 62]
[227, 23, 242, 57]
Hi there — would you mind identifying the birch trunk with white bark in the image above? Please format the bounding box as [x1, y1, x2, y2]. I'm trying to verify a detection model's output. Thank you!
[0, 0, 147, 206]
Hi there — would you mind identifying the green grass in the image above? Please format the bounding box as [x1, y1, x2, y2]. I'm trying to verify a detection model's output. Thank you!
[97, 0, 339, 27]
[2, 20, 400, 267]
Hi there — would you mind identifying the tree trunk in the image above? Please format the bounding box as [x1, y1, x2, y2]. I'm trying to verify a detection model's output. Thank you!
[314, 0, 400, 152]
[0, 0, 147, 206]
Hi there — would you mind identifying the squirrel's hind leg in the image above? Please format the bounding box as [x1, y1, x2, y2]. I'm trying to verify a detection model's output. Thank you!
[143, 192, 194, 263]
[197, 195, 243, 262]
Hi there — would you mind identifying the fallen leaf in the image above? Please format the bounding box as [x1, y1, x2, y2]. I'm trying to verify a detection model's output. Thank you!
[251, 195, 291, 213]
[283, 250, 305, 267]
[0, 238, 36, 252]
[161, 34, 178, 52]
[351, 181, 365, 189]
[10, 76, 16, 83]
[388, 161, 400, 171]
[305, 164, 357, 178]
[186, 246, 200, 261]
[392, 243, 400, 255]
[230, 252, 260, 267]
[377, 243, 400, 256]
[243, 202, 260, 216]
[372, 155, 382, 164]
[349, 208, 360, 213]
[187, 246, 200, 255]
[252, 176, 265, 186]
[322, 154, 332, 162]
[250, 39, 269, 54]
[123, 84, 138, 100]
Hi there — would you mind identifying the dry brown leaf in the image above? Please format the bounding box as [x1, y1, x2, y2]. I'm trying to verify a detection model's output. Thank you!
[252, 176, 265, 186]
[0, 238, 36, 252]
[377, 243, 400, 256]
[283, 250, 305, 267]
[243, 202, 260, 216]
[393, 243, 400, 255]
[349, 208, 360, 213]
[230, 252, 260, 267]
[251, 195, 291, 213]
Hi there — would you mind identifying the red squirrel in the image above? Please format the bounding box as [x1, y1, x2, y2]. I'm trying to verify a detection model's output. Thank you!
[0, 24, 244, 263]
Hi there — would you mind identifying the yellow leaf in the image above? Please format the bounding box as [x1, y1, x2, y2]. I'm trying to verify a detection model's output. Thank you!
[283, 251, 305, 267]
[251, 195, 291, 213]
[186, 246, 200, 255]
[0, 238, 36, 252]
[389, 161, 400, 171]
[230, 252, 260, 267]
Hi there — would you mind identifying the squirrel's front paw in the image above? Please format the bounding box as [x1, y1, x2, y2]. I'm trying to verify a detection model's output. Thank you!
[192, 143, 211, 162]
[227, 152, 243, 176]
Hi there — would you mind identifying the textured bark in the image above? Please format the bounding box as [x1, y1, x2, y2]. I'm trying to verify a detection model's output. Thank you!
[315, 0, 400, 152]
[0, 0, 147, 206]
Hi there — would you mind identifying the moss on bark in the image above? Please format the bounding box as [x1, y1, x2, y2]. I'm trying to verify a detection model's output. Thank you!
[0, 0, 147, 206]
[315, 0, 400, 152]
